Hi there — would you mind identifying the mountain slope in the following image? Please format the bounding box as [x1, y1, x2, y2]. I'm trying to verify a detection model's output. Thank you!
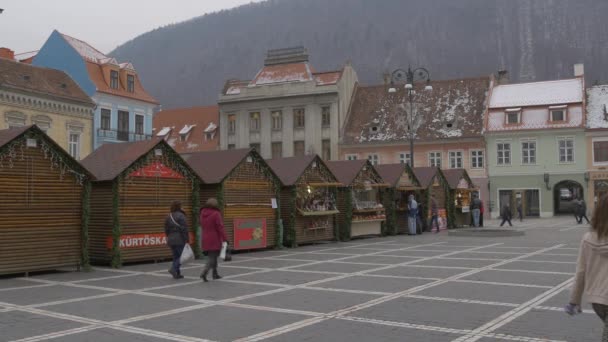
[111, 0, 608, 109]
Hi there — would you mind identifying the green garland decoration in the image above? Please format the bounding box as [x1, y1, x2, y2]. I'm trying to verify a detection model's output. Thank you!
[192, 178, 202, 258]
[80, 180, 91, 271]
[383, 188, 397, 236]
[111, 179, 122, 268]
[286, 186, 297, 248]
[331, 187, 339, 241]
[425, 187, 431, 228]
[216, 182, 225, 211]
[340, 188, 353, 241]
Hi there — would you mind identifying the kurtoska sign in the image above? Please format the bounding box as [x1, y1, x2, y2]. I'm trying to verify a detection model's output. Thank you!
[106, 232, 195, 249]
[234, 218, 267, 250]
[129, 162, 184, 179]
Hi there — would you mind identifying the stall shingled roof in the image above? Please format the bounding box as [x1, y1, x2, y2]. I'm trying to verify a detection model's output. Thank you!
[81, 139, 195, 182]
[184, 148, 264, 184]
[412, 167, 441, 188]
[267, 155, 336, 186]
[325, 160, 385, 187]
[374, 163, 420, 188]
[441, 168, 475, 189]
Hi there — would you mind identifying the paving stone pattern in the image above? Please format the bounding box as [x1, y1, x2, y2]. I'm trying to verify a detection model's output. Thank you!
[0, 217, 602, 341]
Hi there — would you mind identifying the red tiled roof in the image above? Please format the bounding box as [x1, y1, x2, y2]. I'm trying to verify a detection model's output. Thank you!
[81, 138, 165, 181]
[343, 77, 490, 145]
[0, 58, 93, 106]
[85, 61, 158, 104]
[185, 148, 254, 184]
[153, 106, 219, 154]
[325, 159, 370, 186]
[251, 62, 313, 85]
[313, 70, 342, 86]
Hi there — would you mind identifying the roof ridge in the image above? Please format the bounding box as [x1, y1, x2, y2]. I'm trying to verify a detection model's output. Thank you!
[494, 78, 581, 88]
[59, 31, 108, 60]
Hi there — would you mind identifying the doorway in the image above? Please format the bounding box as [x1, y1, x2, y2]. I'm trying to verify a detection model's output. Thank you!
[553, 180, 583, 215]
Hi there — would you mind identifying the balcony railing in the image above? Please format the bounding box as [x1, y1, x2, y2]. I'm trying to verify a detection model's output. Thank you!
[97, 128, 152, 142]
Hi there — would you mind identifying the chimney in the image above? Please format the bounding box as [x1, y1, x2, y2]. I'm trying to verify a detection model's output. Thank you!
[264, 46, 309, 66]
[0, 47, 15, 60]
[497, 69, 509, 85]
[574, 63, 584, 77]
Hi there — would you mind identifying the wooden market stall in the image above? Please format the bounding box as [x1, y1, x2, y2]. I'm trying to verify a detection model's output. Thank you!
[267, 155, 341, 247]
[412, 167, 451, 230]
[186, 148, 281, 251]
[82, 139, 199, 267]
[442, 168, 477, 228]
[0, 126, 92, 275]
[375, 163, 423, 235]
[326, 160, 388, 239]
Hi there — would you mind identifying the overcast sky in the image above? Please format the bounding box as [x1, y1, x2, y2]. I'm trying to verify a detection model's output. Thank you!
[0, 0, 262, 56]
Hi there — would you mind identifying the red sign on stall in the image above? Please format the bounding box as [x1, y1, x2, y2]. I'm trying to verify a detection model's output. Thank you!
[233, 218, 267, 250]
[129, 162, 184, 179]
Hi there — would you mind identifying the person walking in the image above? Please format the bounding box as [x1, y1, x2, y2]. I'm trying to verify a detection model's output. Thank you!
[579, 198, 591, 224]
[407, 194, 418, 235]
[516, 200, 523, 222]
[430, 194, 440, 233]
[471, 193, 482, 227]
[574, 197, 583, 224]
[479, 200, 485, 227]
[565, 194, 608, 341]
[200, 198, 228, 282]
[499, 203, 512, 227]
[164, 201, 189, 279]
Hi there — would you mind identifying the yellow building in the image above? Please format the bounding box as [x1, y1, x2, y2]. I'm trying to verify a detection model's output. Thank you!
[0, 55, 94, 159]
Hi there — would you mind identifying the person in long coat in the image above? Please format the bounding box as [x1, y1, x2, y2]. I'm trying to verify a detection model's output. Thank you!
[200, 197, 228, 282]
[164, 201, 189, 279]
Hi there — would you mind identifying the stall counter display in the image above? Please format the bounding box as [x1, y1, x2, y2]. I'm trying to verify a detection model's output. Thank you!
[442, 169, 476, 228]
[296, 185, 339, 216]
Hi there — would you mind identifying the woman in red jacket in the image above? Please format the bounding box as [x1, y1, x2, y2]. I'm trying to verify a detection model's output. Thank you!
[199, 198, 228, 282]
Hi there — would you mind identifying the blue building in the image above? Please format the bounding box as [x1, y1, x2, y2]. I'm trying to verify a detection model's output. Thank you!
[34, 30, 159, 149]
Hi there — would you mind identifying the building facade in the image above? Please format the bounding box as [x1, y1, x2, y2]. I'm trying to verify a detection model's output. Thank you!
[486, 66, 587, 218]
[153, 105, 219, 156]
[217, 47, 357, 160]
[339, 77, 491, 209]
[0, 55, 95, 159]
[33, 30, 159, 149]
[585, 84, 608, 213]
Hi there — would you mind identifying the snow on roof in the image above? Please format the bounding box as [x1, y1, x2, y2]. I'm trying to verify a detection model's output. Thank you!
[587, 85, 608, 129]
[179, 124, 195, 135]
[314, 71, 342, 86]
[251, 62, 313, 85]
[156, 127, 171, 136]
[225, 86, 241, 95]
[119, 62, 135, 70]
[61, 33, 109, 63]
[490, 78, 583, 108]
[204, 122, 217, 133]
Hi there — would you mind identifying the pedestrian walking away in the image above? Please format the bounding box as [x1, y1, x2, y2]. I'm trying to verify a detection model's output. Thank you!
[517, 200, 523, 222]
[579, 198, 591, 224]
[164, 200, 190, 279]
[479, 199, 484, 227]
[430, 194, 440, 233]
[200, 197, 228, 282]
[566, 194, 608, 341]
[574, 197, 583, 224]
[471, 193, 481, 227]
[499, 203, 512, 227]
[407, 194, 418, 235]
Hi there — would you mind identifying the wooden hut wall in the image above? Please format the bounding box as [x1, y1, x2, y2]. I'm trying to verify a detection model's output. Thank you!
[335, 189, 351, 240]
[222, 160, 277, 249]
[118, 176, 192, 262]
[88, 182, 114, 263]
[279, 187, 295, 246]
[0, 141, 83, 274]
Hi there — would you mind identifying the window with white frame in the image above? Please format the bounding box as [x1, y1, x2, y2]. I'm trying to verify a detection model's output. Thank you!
[497, 142, 511, 165]
[398, 152, 411, 165]
[228, 114, 236, 134]
[593, 139, 608, 164]
[293, 108, 305, 128]
[68, 132, 81, 160]
[521, 139, 536, 164]
[429, 152, 441, 168]
[321, 106, 331, 127]
[135, 114, 144, 135]
[505, 108, 521, 125]
[549, 105, 567, 122]
[558, 137, 575, 163]
[5, 111, 26, 128]
[345, 154, 358, 161]
[368, 154, 379, 165]
[249, 112, 260, 132]
[271, 110, 282, 130]
[100, 109, 111, 130]
[448, 151, 463, 168]
[470, 150, 484, 169]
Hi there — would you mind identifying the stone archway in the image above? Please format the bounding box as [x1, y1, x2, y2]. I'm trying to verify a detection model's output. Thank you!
[553, 180, 584, 215]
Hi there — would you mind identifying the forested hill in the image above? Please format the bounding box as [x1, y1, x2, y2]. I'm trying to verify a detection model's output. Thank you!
[111, 0, 608, 109]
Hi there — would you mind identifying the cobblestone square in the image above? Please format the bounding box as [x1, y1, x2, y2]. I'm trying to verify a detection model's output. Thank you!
[0, 217, 602, 341]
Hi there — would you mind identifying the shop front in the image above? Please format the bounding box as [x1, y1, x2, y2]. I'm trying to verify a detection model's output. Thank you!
[590, 171, 608, 212]
[375, 164, 422, 235]
[443, 169, 477, 227]
[327, 160, 388, 239]
[413, 167, 450, 230]
[267, 155, 340, 247]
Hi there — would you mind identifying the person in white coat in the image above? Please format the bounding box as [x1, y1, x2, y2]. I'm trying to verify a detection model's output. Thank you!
[407, 194, 418, 235]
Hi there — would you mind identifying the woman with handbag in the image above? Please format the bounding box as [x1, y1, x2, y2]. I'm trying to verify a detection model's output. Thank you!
[566, 194, 608, 341]
[164, 201, 189, 279]
[200, 198, 228, 282]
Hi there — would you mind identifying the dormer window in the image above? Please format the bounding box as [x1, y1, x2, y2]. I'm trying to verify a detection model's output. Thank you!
[156, 127, 171, 139]
[549, 105, 567, 122]
[110, 70, 119, 89]
[179, 124, 195, 142]
[204, 122, 217, 141]
[505, 108, 521, 125]
[127, 75, 135, 92]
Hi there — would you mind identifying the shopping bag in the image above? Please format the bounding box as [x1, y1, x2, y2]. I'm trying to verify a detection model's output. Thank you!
[224, 247, 232, 262]
[219, 242, 228, 260]
[180, 244, 194, 264]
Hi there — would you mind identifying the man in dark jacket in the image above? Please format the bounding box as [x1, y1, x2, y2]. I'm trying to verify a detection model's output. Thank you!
[164, 201, 189, 279]
[430, 195, 440, 233]
[577, 198, 590, 224]
[500, 203, 513, 227]
[471, 194, 482, 227]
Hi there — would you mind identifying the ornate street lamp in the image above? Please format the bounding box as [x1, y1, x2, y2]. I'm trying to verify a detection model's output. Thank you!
[388, 66, 432, 167]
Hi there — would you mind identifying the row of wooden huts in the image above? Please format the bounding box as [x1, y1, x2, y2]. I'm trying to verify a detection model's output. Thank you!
[0, 125, 478, 275]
